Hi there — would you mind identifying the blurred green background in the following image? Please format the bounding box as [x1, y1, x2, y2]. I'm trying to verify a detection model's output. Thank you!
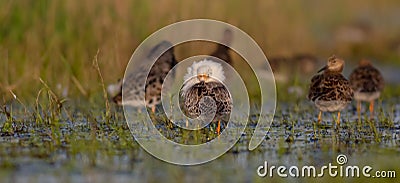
[1, 1, 400, 182]
[1, 0, 400, 103]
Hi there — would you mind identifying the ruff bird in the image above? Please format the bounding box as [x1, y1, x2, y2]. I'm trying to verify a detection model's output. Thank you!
[307, 55, 353, 125]
[180, 59, 232, 134]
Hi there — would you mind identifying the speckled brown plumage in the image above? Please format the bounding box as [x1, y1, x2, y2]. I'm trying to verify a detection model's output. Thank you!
[349, 60, 384, 101]
[180, 60, 231, 134]
[112, 41, 177, 111]
[349, 59, 384, 120]
[181, 81, 232, 120]
[308, 73, 353, 108]
[308, 55, 353, 125]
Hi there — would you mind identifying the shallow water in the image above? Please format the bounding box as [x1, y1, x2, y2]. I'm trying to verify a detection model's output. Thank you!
[0, 98, 399, 183]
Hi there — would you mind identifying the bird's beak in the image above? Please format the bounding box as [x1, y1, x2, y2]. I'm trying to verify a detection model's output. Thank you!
[317, 65, 328, 73]
[197, 74, 209, 82]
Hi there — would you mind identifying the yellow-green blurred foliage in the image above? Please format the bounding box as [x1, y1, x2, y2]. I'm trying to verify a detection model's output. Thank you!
[1, 0, 399, 103]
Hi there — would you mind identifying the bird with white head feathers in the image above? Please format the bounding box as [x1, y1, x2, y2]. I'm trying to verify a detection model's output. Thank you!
[180, 59, 232, 135]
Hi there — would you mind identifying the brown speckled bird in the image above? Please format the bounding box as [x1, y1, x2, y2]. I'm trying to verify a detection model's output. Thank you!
[349, 59, 384, 120]
[108, 41, 177, 112]
[308, 55, 354, 125]
[180, 59, 232, 135]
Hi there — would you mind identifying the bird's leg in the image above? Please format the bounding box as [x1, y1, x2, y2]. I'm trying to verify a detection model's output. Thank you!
[369, 100, 374, 120]
[217, 120, 221, 135]
[336, 111, 341, 126]
[317, 111, 322, 124]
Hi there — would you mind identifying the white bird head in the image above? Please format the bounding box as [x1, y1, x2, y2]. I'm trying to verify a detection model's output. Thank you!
[196, 65, 213, 82]
[184, 59, 225, 82]
[181, 59, 226, 95]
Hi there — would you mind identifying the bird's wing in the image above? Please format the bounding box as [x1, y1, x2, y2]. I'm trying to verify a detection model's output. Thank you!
[181, 81, 232, 118]
[307, 74, 324, 101]
[181, 84, 202, 118]
[207, 82, 232, 114]
[315, 74, 353, 102]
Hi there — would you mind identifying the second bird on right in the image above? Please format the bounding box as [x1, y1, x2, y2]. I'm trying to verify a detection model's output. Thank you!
[349, 59, 385, 120]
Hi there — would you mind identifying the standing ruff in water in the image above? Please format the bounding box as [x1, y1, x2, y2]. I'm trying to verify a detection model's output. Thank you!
[108, 41, 177, 112]
[180, 59, 232, 135]
[349, 59, 384, 120]
[307, 55, 353, 125]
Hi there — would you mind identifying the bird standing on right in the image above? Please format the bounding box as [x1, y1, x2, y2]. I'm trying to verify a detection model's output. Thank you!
[349, 59, 384, 120]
